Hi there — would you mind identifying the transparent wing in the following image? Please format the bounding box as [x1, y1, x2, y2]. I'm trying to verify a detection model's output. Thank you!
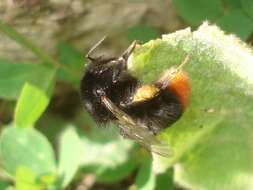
[101, 96, 172, 157]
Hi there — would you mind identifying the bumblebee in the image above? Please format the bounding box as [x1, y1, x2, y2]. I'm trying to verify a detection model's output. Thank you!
[80, 38, 191, 157]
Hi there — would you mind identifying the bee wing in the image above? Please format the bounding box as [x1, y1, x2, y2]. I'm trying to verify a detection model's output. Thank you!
[101, 96, 172, 157]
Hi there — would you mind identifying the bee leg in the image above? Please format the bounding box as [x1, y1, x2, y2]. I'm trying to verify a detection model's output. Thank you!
[110, 41, 137, 83]
[119, 128, 131, 138]
[121, 40, 137, 60]
[112, 61, 128, 83]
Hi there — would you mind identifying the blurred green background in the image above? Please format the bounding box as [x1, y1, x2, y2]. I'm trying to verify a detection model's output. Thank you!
[0, 0, 252, 190]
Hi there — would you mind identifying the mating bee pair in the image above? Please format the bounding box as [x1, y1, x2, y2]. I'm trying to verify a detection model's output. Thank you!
[80, 39, 190, 157]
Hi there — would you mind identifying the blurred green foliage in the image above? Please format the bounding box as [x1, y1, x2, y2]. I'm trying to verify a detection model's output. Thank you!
[127, 25, 160, 43]
[173, 0, 253, 40]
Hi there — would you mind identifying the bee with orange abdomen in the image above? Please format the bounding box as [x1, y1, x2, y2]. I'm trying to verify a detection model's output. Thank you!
[80, 39, 191, 157]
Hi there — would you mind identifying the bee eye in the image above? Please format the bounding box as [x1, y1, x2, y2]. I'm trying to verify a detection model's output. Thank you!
[96, 89, 105, 96]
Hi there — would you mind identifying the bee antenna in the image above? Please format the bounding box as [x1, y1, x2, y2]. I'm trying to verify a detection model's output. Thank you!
[156, 54, 190, 89]
[86, 36, 107, 60]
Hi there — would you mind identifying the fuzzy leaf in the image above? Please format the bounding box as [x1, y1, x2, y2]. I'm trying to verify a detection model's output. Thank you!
[130, 22, 253, 190]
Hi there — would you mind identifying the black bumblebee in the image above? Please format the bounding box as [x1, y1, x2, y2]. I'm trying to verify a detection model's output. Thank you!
[80, 38, 191, 157]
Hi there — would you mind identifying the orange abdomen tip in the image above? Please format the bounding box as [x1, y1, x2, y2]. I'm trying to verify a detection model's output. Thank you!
[169, 71, 191, 109]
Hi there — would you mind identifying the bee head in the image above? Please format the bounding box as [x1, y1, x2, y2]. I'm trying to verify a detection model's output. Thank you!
[85, 39, 137, 84]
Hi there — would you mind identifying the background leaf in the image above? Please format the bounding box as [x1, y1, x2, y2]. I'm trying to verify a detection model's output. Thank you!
[14, 82, 54, 128]
[15, 167, 43, 190]
[0, 127, 56, 177]
[135, 158, 155, 190]
[0, 180, 9, 189]
[217, 9, 253, 40]
[58, 126, 83, 188]
[224, 0, 242, 9]
[131, 22, 253, 190]
[241, 0, 253, 20]
[80, 127, 136, 183]
[77, 113, 137, 183]
[172, 0, 223, 26]
[0, 60, 55, 100]
[155, 169, 174, 190]
[57, 42, 85, 88]
[127, 25, 160, 43]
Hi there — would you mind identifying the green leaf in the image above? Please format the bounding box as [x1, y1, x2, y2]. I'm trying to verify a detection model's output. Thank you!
[0, 180, 9, 189]
[135, 158, 155, 190]
[79, 113, 137, 183]
[127, 25, 160, 43]
[80, 128, 136, 183]
[155, 169, 174, 190]
[15, 166, 56, 190]
[57, 42, 85, 88]
[14, 82, 53, 128]
[0, 60, 55, 100]
[217, 9, 253, 40]
[133, 160, 173, 190]
[224, 0, 242, 8]
[241, 0, 253, 20]
[0, 127, 56, 177]
[4, 187, 15, 190]
[172, 0, 223, 26]
[15, 167, 43, 190]
[131, 22, 253, 190]
[58, 126, 83, 188]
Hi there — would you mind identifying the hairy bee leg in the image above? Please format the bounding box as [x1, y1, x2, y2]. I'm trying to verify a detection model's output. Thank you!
[101, 96, 136, 126]
[111, 41, 137, 83]
[101, 95, 172, 157]
[112, 61, 128, 83]
[120, 85, 160, 108]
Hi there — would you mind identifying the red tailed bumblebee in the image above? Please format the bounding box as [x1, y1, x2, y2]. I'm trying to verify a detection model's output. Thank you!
[80, 38, 191, 157]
